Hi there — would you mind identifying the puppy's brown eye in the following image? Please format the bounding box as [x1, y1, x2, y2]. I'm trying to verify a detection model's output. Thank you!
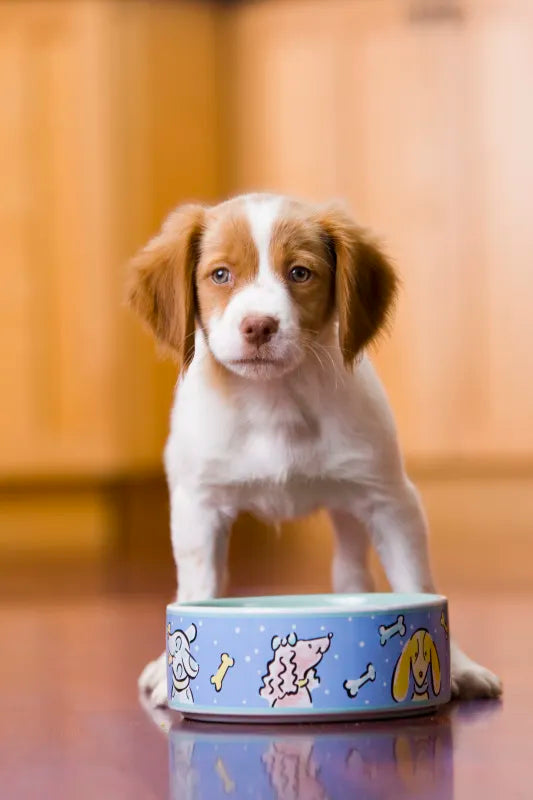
[289, 266, 312, 283]
[212, 267, 231, 285]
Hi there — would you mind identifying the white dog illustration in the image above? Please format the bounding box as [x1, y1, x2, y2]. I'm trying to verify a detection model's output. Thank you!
[168, 623, 199, 704]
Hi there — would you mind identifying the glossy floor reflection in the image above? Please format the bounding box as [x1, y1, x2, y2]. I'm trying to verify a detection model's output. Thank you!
[167, 712, 456, 800]
[1, 571, 530, 799]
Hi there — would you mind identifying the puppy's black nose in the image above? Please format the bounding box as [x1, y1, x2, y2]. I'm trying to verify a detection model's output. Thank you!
[419, 670, 423, 679]
[240, 315, 279, 347]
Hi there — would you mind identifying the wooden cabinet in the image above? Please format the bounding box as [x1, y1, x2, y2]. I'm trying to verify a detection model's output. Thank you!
[2, 0, 532, 568]
[222, 0, 533, 462]
[0, 1, 218, 555]
[0, 1, 218, 481]
[217, 0, 533, 593]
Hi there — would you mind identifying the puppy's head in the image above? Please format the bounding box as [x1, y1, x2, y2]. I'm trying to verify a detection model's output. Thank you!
[127, 194, 397, 379]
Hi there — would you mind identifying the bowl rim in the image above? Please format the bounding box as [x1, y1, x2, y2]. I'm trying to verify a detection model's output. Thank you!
[167, 592, 447, 617]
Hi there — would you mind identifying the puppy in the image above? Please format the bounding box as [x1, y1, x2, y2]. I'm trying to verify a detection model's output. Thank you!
[128, 193, 501, 707]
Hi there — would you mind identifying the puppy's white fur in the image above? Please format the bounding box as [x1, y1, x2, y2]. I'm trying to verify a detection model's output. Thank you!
[134, 194, 502, 706]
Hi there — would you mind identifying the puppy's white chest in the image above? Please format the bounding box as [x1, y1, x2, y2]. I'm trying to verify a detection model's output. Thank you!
[204, 409, 327, 480]
[167, 354, 387, 520]
[199, 421, 364, 520]
[210, 475, 353, 521]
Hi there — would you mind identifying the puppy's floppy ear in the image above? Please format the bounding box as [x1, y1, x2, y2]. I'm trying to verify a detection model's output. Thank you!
[127, 204, 205, 371]
[317, 204, 398, 368]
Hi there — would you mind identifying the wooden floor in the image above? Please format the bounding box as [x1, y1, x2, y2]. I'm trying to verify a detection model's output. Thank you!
[1, 564, 530, 799]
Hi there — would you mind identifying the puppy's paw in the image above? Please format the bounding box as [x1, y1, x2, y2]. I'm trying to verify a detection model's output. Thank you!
[138, 652, 169, 708]
[451, 656, 502, 700]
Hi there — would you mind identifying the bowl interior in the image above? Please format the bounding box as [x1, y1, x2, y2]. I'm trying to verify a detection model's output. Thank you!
[168, 592, 446, 615]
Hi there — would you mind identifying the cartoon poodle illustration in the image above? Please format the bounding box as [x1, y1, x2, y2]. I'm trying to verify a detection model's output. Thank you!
[259, 631, 333, 708]
[392, 629, 441, 703]
[167, 623, 199, 704]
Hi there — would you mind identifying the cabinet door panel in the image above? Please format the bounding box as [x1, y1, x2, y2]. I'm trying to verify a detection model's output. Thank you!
[226, 0, 533, 460]
[471, 1, 533, 454]
[0, 2, 116, 476]
[0, 1, 219, 477]
[343, 5, 483, 459]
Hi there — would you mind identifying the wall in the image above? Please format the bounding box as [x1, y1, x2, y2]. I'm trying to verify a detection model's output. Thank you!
[0, 0, 219, 556]
[217, 0, 533, 591]
[1, 0, 532, 591]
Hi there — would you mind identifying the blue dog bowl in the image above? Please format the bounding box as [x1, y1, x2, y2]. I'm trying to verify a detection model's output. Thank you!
[166, 593, 451, 722]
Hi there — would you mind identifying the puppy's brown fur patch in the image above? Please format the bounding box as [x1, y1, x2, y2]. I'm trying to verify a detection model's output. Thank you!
[127, 204, 205, 371]
[270, 205, 336, 336]
[196, 203, 258, 324]
[316, 204, 398, 367]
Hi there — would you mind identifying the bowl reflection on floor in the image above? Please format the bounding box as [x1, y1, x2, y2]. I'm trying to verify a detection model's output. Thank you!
[169, 711, 453, 800]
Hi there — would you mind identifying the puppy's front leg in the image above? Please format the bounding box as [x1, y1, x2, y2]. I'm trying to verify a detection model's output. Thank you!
[139, 486, 234, 708]
[171, 486, 233, 603]
[355, 477, 502, 700]
[330, 510, 375, 593]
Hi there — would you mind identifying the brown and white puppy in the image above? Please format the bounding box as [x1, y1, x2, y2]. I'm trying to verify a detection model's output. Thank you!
[129, 193, 501, 707]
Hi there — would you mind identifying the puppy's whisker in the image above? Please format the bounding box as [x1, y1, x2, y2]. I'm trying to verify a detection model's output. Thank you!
[303, 340, 340, 391]
[302, 335, 335, 370]
[312, 341, 337, 371]
[312, 342, 339, 390]
[305, 341, 326, 374]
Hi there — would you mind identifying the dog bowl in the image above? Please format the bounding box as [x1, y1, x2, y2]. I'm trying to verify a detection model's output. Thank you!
[166, 593, 451, 722]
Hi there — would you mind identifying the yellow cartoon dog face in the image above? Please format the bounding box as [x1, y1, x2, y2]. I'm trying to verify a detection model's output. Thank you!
[392, 629, 441, 702]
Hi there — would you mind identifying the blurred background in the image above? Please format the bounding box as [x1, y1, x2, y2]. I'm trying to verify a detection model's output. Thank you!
[2, 0, 532, 599]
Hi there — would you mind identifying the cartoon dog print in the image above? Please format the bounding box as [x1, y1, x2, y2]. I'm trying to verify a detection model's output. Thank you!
[392, 629, 441, 703]
[259, 631, 333, 708]
[167, 623, 199, 704]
